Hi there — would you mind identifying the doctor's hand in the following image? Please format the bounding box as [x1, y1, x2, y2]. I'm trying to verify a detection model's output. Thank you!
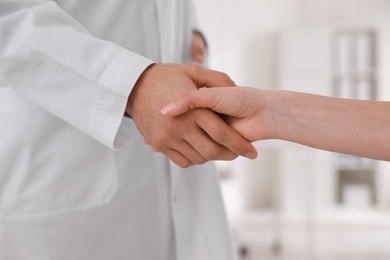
[126, 64, 257, 168]
[191, 31, 207, 63]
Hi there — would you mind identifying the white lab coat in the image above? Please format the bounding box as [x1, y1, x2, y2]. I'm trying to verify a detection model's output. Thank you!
[0, 1, 237, 260]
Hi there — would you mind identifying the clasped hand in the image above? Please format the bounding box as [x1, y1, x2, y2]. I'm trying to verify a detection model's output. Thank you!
[126, 64, 257, 168]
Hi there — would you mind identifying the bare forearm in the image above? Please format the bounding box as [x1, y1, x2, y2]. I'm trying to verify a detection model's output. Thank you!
[162, 87, 390, 161]
[271, 91, 390, 161]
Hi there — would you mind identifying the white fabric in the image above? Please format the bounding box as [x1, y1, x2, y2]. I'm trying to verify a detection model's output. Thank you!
[0, 1, 237, 260]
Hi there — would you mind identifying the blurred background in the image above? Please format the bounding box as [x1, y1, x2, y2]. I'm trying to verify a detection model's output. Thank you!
[193, 0, 390, 259]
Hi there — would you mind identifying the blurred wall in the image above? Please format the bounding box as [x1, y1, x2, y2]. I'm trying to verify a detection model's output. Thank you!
[300, 0, 390, 22]
[194, 0, 302, 88]
[194, 0, 390, 89]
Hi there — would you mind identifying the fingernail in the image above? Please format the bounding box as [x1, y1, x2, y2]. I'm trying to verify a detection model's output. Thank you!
[245, 151, 258, 160]
[161, 103, 176, 114]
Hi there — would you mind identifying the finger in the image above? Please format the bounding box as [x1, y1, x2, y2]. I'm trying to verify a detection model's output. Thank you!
[192, 47, 205, 63]
[192, 42, 205, 63]
[196, 110, 258, 159]
[185, 125, 239, 161]
[144, 139, 151, 145]
[161, 89, 222, 117]
[164, 149, 195, 168]
[169, 139, 208, 165]
[183, 64, 236, 88]
[151, 131, 208, 165]
[191, 32, 206, 63]
[159, 110, 239, 162]
[193, 53, 205, 64]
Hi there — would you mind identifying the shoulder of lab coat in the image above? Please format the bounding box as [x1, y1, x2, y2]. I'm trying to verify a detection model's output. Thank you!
[0, 1, 154, 150]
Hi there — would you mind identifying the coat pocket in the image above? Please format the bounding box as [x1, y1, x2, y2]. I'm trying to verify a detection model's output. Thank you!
[0, 87, 119, 220]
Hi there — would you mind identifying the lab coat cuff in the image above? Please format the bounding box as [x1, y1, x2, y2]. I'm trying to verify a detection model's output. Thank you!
[90, 50, 154, 150]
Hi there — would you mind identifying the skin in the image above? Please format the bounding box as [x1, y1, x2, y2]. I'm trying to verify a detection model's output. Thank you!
[126, 67, 258, 168]
[161, 87, 390, 162]
[127, 32, 257, 168]
[144, 31, 207, 147]
[191, 31, 207, 63]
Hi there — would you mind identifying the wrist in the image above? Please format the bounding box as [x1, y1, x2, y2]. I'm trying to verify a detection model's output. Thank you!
[260, 90, 292, 141]
[126, 63, 157, 117]
[269, 90, 317, 143]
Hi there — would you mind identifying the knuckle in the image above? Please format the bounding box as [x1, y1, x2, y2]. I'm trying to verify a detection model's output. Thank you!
[204, 147, 221, 160]
[194, 157, 208, 165]
[211, 126, 227, 143]
[193, 134, 223, 161]
[191, 63, 202, 73]
[219, 72, 234, 84]
[172, 156, 192, 168]
[180, 161, 193, 168]
[153, 136, 167, 148]
[165, 119, 182, 133]
[153, 133, 176, 150]
[228, 143, 246, 157]
[153, 144, 166, 154]
[225, 152, 239, 161]
[219, 72, 230, 79]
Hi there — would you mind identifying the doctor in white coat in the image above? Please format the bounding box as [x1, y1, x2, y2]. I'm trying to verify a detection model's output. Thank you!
[0, 1, 256, 259]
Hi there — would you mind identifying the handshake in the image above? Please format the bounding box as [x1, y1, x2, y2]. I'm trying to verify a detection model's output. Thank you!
[126, 63, 260, 168]
[127, 63, 390, 167]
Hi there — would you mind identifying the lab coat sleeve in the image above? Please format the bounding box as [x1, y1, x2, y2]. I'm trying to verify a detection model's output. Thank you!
[0, 1, 154, 150]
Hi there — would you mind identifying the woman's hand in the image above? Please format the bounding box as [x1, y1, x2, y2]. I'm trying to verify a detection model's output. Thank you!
[161, 87, 276, 142]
